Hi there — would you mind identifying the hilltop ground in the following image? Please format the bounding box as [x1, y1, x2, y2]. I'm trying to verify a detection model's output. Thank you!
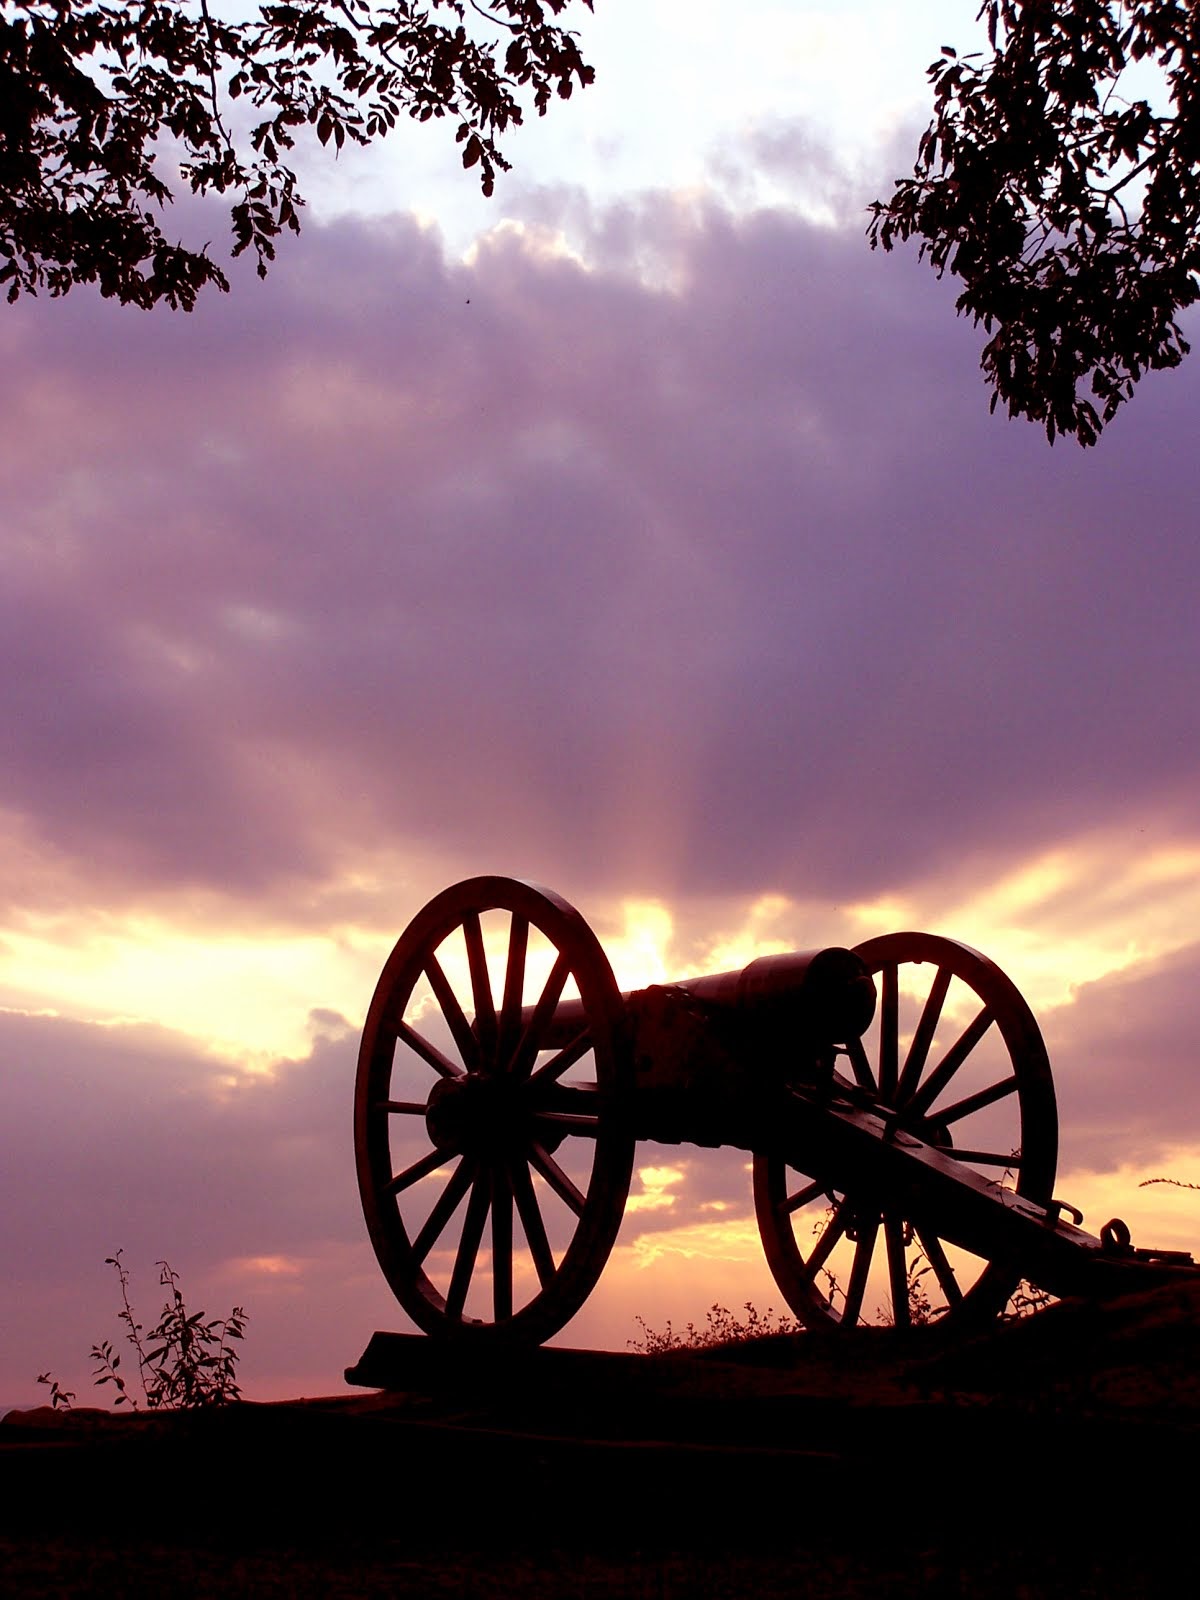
[3, 1278, 1199, 1596]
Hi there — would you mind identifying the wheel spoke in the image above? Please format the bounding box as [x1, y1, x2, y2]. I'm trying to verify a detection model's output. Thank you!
[496, 913, 528, 1054]
[914, 1225, 964, 1307]
[884, 1213, 910, 1330]
[511, 1157, 556, 1288]
[907, 1006, 995, 1118]
[528, 1028, 593, 1088]
[878, 963, 898, 1100]
[411, 1156, 477, 1264]
[396, 1021, 463, 1081]
[375, 1099, 428, 1115]
[936, 1074, 1018, 1127]
[844, 1035, 877, 1091]
[445, 1169, 492, 1320]
[509, 952, 572, 1076]
[424, 953, 481, 1073]
[528, 1141, 586, 1216]
[841, 1215, 878, 1325]
[784, 1177, 824, 1215]
[896, 966, 951, 1107]
[385, 1144, 456, 1196]
[803, 1201, 849, 1282]
[491, 1163, 513, 1321]
[463, 912, 497, 1060]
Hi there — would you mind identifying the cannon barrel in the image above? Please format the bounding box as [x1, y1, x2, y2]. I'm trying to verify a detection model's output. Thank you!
[530, 946, 876, 1050]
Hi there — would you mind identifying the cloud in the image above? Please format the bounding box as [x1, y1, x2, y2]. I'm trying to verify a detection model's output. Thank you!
[3, 192, 1199, 941]
[0, 1008, 359, 1282]
[0, 1002, 399, 1397]
[1046, 942, 1200, 1173]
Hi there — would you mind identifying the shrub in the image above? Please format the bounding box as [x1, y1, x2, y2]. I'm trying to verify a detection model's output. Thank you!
[1003, 1279, 1056, 1320]
[34, 1372, 75, 1410]
[37, 1251, 248, 1412]
[629, 1301, 802, 1353]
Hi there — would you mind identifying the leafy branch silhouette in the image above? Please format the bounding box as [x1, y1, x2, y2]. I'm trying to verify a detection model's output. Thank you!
[38, 1250, 247, 1412]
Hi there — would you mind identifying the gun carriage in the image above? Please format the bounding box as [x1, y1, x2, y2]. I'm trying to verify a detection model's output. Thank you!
[355, 876, 1194, 1346]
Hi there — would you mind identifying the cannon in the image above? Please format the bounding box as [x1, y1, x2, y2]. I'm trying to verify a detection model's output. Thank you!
[354, 876, 1195, 1346]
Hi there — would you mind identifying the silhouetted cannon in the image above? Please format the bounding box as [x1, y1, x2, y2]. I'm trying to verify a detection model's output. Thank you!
[355, 876, 1195, 1345]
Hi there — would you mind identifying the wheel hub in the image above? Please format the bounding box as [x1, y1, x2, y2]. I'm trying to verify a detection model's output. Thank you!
[425, 1072, 531, 1154]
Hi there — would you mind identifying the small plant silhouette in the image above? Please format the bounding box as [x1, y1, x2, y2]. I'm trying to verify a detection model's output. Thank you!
[35, 1372, 76, 1410]
[1003, 1279, 1056, 1320]
[38, 1251, 247, 1412]
[629, 1301, 802, 1353]
[874, 1250, 937, 1328]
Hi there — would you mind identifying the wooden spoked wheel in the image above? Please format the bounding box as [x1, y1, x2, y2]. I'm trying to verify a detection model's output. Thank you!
[753, 933, 1058, 1331]
[356, 877, 634, 1344]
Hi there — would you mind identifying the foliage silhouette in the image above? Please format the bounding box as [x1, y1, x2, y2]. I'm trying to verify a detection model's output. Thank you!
[37, 1251, 247, 1411]
[629, 1272, 1054, 1349]
[1003, 1278, 1056, 1319]
[869, 2, 1200, 445]
[6, 2, 1198, 443]
[628, 1302, 802, 1354]
[1, 0, 595, 307]
[35, 1371, 76, 1409]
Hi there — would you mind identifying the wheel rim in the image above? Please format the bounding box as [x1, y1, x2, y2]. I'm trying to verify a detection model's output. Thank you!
[753, 932, 1058, 1331]
[355, 876, 633, 1344]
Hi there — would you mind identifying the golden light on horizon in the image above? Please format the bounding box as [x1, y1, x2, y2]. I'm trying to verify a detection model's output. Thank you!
[627, 1213, 763, 1270]
[1056, 1150, 1200, 1257]
[942, 840, 1200, 1015]
[694, 892, 794, 976]
[847, 829, 1200, 1019]
[626, 1164, 686, 1214]
[4, 825, 1199, 1091]
[229, 1254, 306, 1279]
[603, 899, 675, 991]
[0, 914, 379, 1062]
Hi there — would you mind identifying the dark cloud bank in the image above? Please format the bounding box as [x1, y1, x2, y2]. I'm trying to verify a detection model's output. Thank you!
[2, 190, 1198, 920]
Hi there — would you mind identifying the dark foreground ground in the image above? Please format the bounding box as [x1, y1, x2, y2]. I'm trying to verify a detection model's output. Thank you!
[4, 1279, 1199, 1597]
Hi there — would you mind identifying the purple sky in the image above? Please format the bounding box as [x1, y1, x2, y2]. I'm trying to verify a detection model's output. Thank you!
[4, 163, 1200, 1399]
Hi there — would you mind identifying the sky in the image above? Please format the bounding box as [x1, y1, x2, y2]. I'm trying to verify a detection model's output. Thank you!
[4, 0, 1200, 1404]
